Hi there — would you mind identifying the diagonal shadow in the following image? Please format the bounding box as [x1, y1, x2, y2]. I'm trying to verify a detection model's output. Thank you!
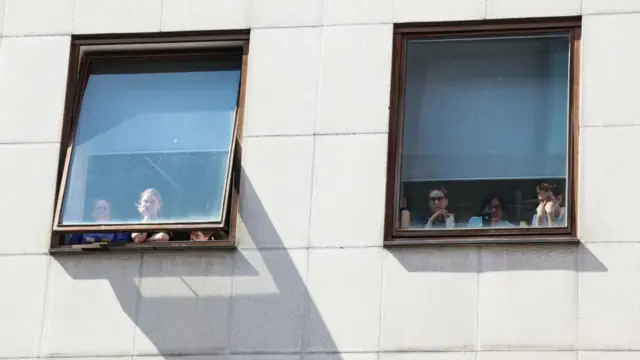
[55, 167, 345, 358]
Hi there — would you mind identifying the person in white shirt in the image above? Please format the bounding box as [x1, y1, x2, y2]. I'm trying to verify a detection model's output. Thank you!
[425, 187, 455, 228]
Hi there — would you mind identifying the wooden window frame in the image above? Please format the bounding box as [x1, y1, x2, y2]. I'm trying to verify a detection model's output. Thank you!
[50, 31, 249, 253]
[384, 18, 581, 246]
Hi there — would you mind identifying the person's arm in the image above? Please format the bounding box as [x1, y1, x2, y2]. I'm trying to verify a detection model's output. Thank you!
[545, 211, 557, 226]
[148, 232, 170, 242]
[534, 203, 546, 227]
[132, 232, 148, 243]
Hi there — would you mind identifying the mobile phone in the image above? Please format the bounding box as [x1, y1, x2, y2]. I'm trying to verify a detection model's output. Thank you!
[481, 212, 492, 227]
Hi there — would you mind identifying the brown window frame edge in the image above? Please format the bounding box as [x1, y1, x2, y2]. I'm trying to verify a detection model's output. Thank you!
[50, 30, 250, 253]
[384, 17, 581, 246]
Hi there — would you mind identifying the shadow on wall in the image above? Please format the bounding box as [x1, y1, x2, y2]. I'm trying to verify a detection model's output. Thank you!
[52, 166, 607, 358]
[388, 242, 607, 273]
[54, 168, 346, 358]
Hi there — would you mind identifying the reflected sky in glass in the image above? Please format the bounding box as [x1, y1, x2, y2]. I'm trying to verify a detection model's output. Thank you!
[60, 59, 241, 225]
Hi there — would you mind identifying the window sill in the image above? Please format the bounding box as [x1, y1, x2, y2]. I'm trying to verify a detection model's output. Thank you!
[50, 240, 236, 255]
[384, 236, 579, 247]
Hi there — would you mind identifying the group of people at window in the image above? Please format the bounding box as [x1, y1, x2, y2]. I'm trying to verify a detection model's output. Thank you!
[399, 182, 566, 229]
[65, 188, 216, 245]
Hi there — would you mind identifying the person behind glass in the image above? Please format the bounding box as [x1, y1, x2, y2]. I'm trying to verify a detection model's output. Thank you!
[425, 187, 455, 228]
[66, 200, 130, 244]
[190, 230, 214, 241]
[132, 188, 170, 243]
[467, 194, 513, 228]
[533, 182, 566, 227]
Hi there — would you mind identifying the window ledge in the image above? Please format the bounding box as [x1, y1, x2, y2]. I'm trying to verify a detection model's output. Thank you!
[50, 240, 236, 255]
[384, 236, 579, 247]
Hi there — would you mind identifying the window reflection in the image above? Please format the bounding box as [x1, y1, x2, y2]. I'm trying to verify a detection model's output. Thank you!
[60, 58, 241, 226]
[397, 34, 571, 231]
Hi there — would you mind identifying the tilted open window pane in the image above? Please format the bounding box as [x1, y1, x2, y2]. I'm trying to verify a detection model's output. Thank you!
[59, 57, 242, 226]
[391, 26, 578, 239]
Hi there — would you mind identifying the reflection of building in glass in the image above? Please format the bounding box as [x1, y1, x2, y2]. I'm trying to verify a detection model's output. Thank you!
[0, 2, 632, 360]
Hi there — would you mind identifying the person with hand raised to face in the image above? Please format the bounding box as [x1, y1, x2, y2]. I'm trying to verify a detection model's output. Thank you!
[131, 188, 171, 243]
[533, 182, 566, 227]
[425, 187, 455, 228]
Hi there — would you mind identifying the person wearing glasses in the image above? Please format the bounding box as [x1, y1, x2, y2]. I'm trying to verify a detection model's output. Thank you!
[467, 194, 513, 228]
[532, 182, 566, 227]
[425, 187, 455, 228]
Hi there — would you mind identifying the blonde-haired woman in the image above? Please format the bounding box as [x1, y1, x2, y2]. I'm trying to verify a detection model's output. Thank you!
[132, 188, 170, 243]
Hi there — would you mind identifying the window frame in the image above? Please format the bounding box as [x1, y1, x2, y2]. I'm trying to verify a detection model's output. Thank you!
[50, 31, 249, 251]
[384, 18, 581, 245]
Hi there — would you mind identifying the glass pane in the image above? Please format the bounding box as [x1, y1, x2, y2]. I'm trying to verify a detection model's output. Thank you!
[60, 57, 242, 225]
[398, 34, 570, 230]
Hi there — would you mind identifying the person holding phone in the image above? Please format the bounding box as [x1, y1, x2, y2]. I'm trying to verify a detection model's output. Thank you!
[467, 194, 513, 228]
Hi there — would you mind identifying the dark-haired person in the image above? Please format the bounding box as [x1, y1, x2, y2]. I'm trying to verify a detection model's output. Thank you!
[532, 182, 566, 227]
[467, 194, 513, 228]
[425, 187, 455, 228]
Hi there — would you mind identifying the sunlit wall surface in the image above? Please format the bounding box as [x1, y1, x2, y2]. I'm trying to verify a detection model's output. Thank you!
[0, 1, 638, 360]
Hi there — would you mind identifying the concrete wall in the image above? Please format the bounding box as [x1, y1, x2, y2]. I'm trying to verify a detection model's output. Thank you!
[0, 1, 639, 360]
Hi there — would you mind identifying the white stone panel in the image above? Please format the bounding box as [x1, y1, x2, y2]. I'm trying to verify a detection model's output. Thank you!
[380, 247, 479, 351]
[395, 0, 486, 23]
[2, 0, 73, 35]
[161, 0, 250, 32]
[133, 253, 235, 355]
[310, 134, 387, 247]
[230, 249, 308, 352]
[304, 248, 383, 352]
[579, 243, 640, 350]
[243, 28, 321, 136]
[0, 144, 59, 254]
[316, 25, 392, 134]
[73, 0, 162, 34]
[478, 246, 577, 350]
[580, 127, 640, 242]
[40, 255, 141, 356]
[581, 14, 640, 127]
[236, 136, 314, 249]
[487, 0, 580, 18]
[0, 255, 48, 358]
[251, 0, 322, 28]
[0, 36, 70, 143]
[322, 0, 393, 25]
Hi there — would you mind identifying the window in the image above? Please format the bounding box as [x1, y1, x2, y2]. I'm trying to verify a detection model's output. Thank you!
[51, 32, 249, 250]
[385, 19, 580, 244]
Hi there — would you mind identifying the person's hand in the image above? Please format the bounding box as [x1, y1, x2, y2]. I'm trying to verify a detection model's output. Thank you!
[536, 202, 547, 216]
[428, 210, 448, 223]
[544, 200, 559, 215]
[136, 202, 151, 219]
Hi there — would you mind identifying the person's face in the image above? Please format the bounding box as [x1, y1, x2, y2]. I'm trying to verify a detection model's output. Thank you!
[92, 200, 110, 222]
[428, 190, 448, 212]
[191, 231, 209, 241]
[141, 193, 160, 216]
[538, 190, 557, 205]
[489, 198, 502, 220]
